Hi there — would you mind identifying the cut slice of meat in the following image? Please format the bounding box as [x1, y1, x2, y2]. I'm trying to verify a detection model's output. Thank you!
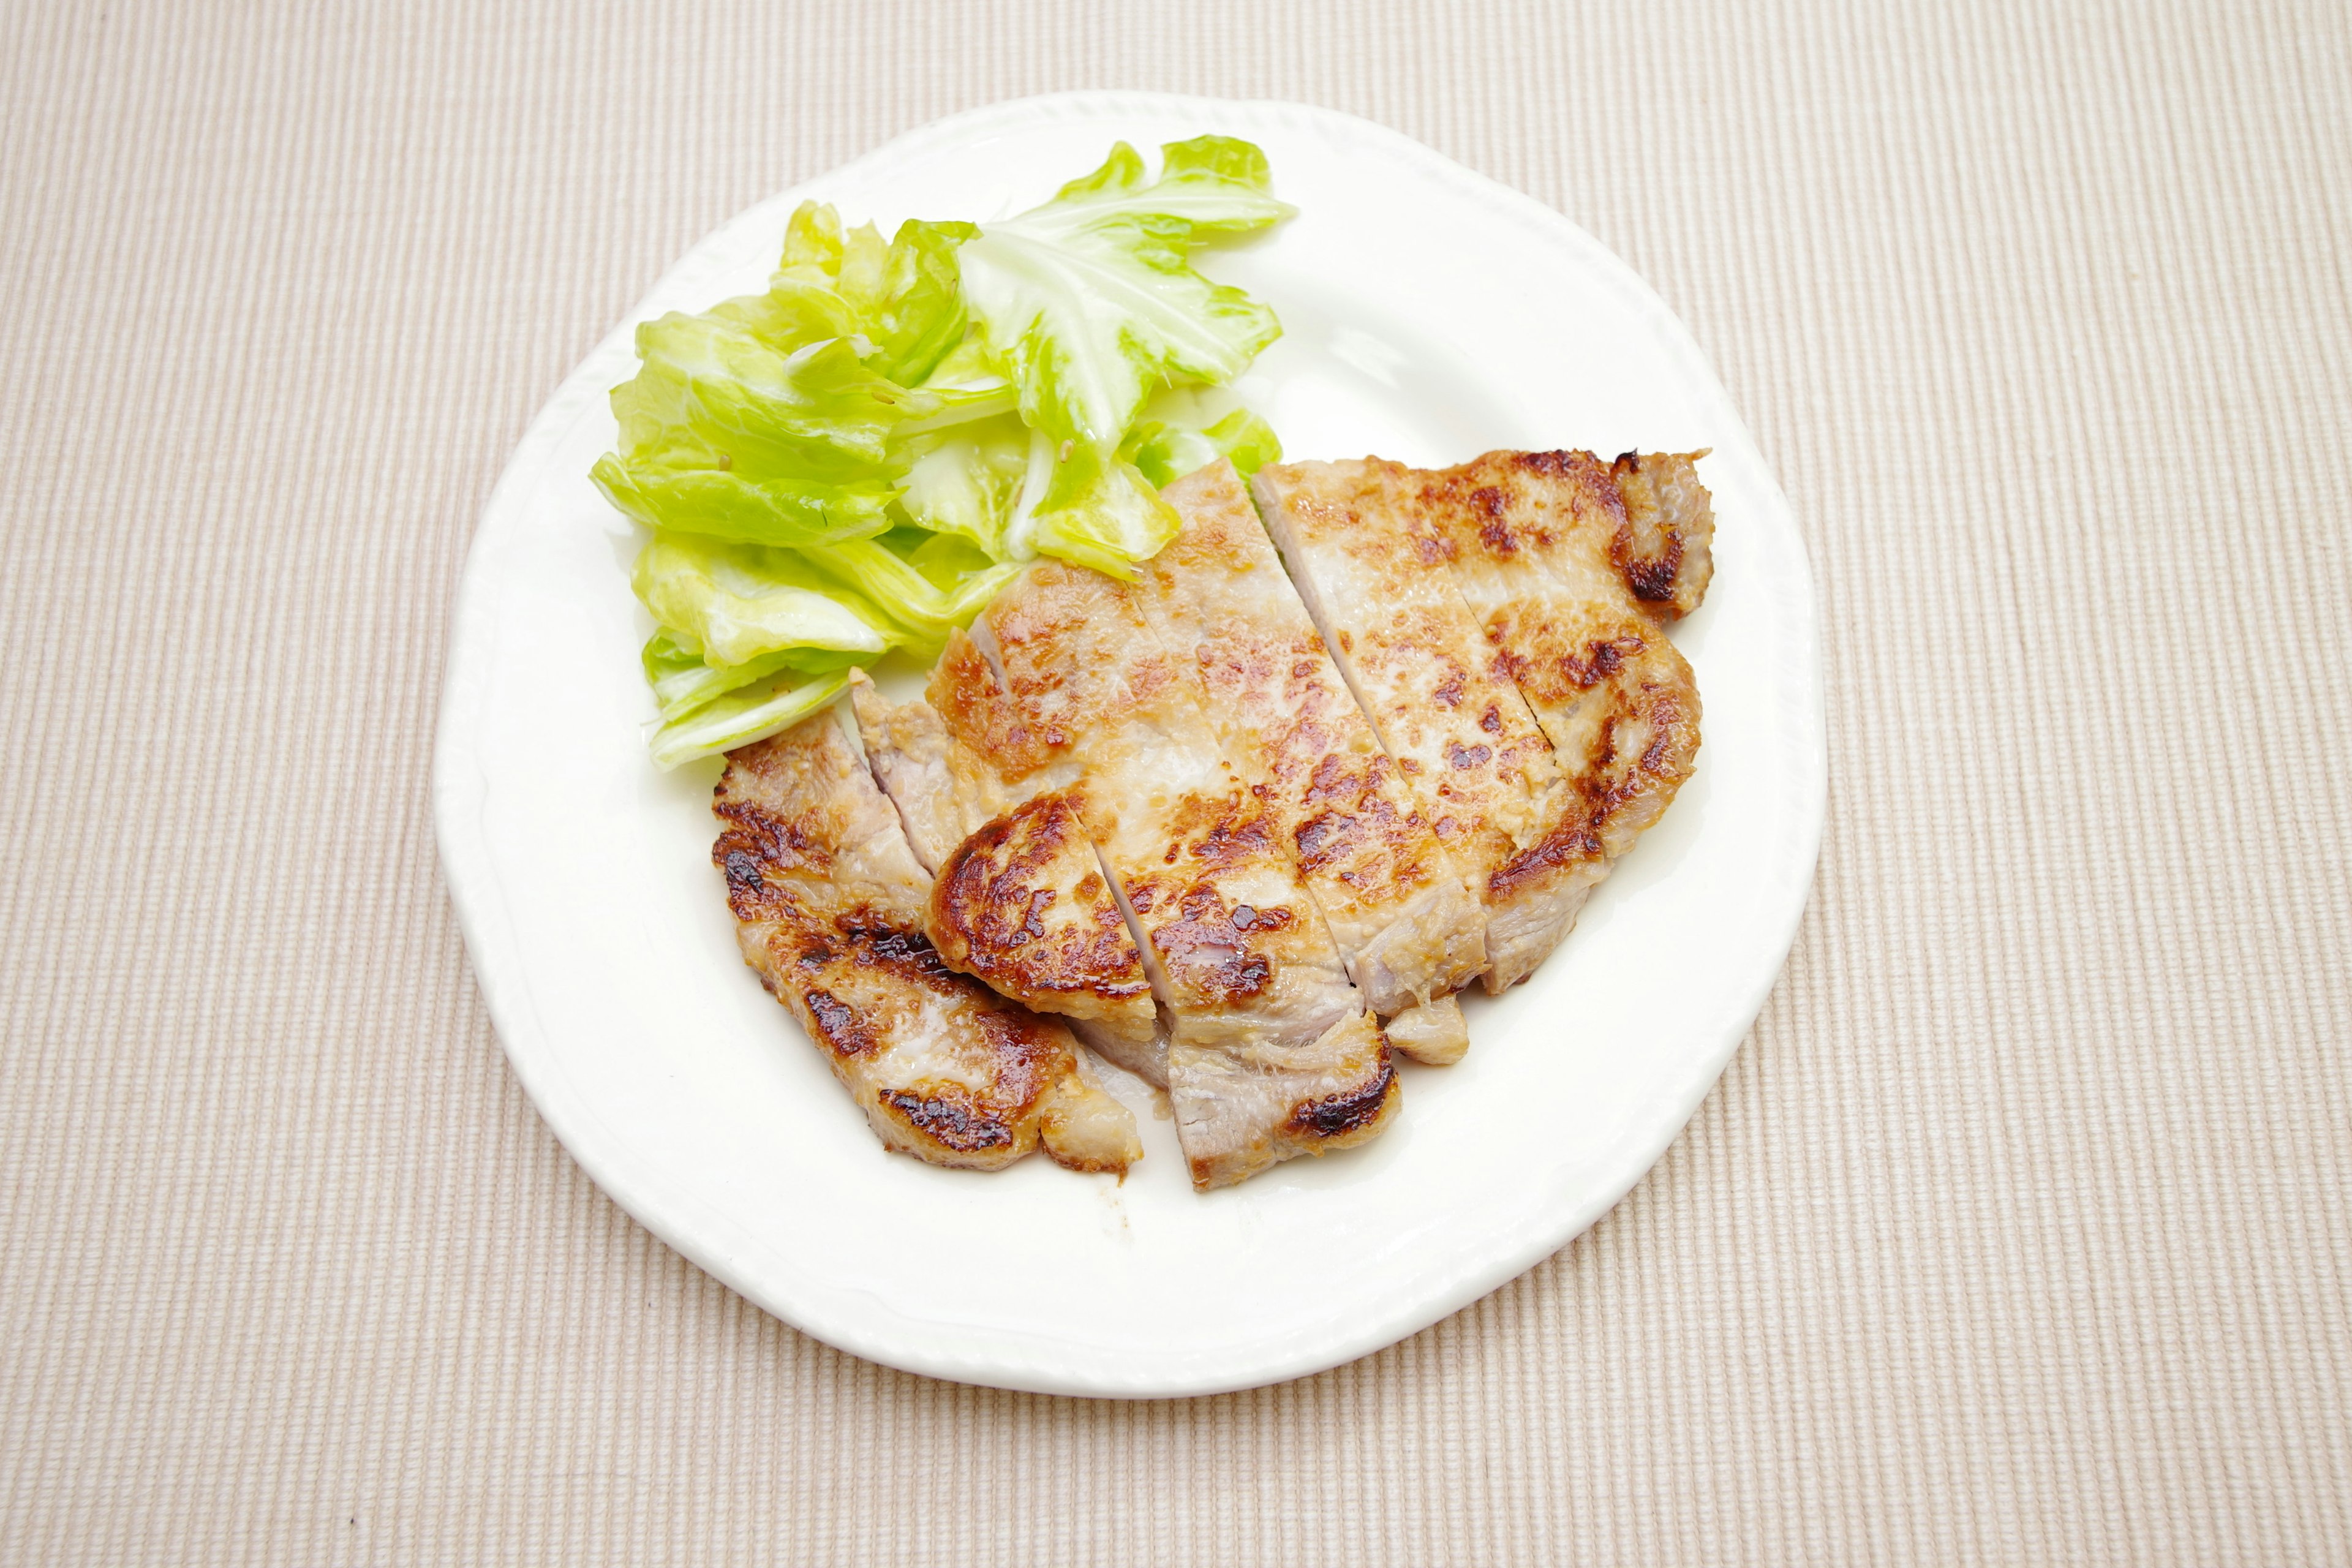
[1411, 449, 1708, 898]
[927, 784, 1171, 1082]
[946, 559, 1400, 1189]
[1139, 461, 1485, 1064]
[712, 707, 1140, 1175]
[1250, 458, 1587, 990]
[851, 663, 1166, 1085]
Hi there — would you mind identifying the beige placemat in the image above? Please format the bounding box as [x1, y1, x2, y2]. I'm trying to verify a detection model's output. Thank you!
[4, 0, 2346, 1561]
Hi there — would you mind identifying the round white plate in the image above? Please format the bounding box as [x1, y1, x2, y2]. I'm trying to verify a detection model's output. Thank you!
[434, 92, 1823, 1398]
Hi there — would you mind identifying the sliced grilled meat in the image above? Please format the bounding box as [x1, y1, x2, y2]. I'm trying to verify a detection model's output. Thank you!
[930, 559, 1400, 1189]
[1140, 461, 1485, 1063]
[714, 709, 1140, 1175]
[1411, 450, 1707, 921]
[1251, 458, 1585, 990]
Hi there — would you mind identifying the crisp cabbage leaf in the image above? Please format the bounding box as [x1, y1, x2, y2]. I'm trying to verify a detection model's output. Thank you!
[631, 533, 888, 668]
[639, 628, 859, 725]
[617, 318, 921, 468]
[894, 413, 1029, 556]
[594, 311, 930, 547]
[1009, 435, 1181, 579]
[794, 537, 1020, 657]
[956, 136, 1292, 518]
[592, 141, 1294, 767]
[647, 668, 853, 771]
[772, 203, 979, 386]
[590, 461, 899, 548]
[595, 207, 987, 552]
[895, 336, 1020, 435]
[895, 391, 1282, 571]
[1121, 398, 1283, 490]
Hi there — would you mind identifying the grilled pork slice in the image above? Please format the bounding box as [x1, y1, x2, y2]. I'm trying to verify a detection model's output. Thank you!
[954, 560, 1400, 1189]
[712, 709, 1140, 1175]
[853, 658, 1166, 1086]
[1251, 459, 1586, 991]
[1413, 449, 1708, 900]
[1140, 462, 1485, 1065]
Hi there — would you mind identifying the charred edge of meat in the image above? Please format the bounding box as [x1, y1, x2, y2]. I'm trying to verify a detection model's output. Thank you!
[1608, 451, 1714, 618]
[798, 913, 968, 998]
[881, 1087, 1019, 1153]
[1487, 683, 1697, 899]
[1487, 816, 1605, 900]
[1611, 500, 1684, 605]
[802, 987, 876, 1059]
[712, 800, 826, 919]
[1479, 447, 1709, 614]
[1286, 1054, 1399, 1141]
[1510, 448, 1610, 483]
[931, 794, 1151, 1000]
[1492, 628, 1653, 712]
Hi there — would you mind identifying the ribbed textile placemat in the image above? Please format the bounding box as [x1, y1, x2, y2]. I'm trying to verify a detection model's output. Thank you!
[2, 1, 2346, 1562]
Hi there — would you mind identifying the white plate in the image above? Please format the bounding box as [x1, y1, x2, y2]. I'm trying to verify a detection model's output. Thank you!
[434, 92, 1823, 1398]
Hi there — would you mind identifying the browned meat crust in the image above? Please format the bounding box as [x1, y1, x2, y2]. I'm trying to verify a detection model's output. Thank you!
[1414, 450, 1709, 891]
[742, 446, 1714, 1192]
[1249, 457, 1582, 990]
[927, 786, 1154, 1016]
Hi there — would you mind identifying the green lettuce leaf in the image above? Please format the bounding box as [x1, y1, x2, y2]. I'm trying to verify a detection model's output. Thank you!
[595, 143, 1295, 769]
[866, 221, 981, 386]
[895, 529, 1003, 590]
[616, 319, 926, 471]
[595, 300, 938, 547]
[893, 412, 1031, 556]
[590, 459, 898, 548]
[640, 625, 707, 690]
[894, 336, 1020, 435]
[1009, 436, 1182, 579]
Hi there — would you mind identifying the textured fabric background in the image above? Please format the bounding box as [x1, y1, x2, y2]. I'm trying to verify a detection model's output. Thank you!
[4, 0, 2348, 1562]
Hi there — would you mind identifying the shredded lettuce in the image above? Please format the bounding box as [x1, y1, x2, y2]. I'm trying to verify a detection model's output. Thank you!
[595, 137, 1294, 766]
